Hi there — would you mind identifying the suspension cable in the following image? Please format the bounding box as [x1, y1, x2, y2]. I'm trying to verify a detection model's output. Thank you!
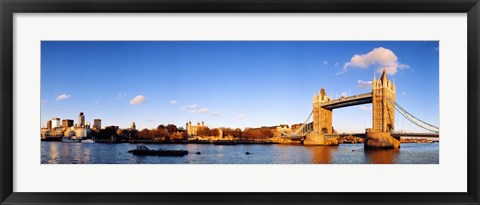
[280, 111, 313, 137]
[387, 97, 439, 133]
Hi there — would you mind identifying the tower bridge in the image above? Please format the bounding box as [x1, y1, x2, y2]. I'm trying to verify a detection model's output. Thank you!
[280, 69, 439, 149]
[320, 93, 372, 110]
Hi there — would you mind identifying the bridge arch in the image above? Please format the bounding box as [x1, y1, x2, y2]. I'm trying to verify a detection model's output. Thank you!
[387, 124, 394, 133]
[321, 128, 328, 134]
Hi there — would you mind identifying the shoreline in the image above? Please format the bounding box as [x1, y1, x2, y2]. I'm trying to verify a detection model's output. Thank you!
[41, 139, 438, 145]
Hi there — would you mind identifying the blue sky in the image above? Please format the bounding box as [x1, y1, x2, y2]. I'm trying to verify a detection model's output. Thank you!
[41, 41, 439, 132]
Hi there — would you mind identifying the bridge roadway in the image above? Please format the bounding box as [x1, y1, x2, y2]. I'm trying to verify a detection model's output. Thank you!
[282, 132, 439, 140]
[281, 92, 440, 140]
[337, 132, 439, 138]
[321, 92, 372, 110]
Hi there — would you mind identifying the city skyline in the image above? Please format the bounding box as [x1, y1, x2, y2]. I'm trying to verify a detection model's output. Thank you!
[41, 41, 439, 132]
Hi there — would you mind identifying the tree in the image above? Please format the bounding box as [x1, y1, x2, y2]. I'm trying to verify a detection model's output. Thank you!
[157, 124, 166, 130]
[166, 124, 177, 134]
[156, 124, 168, 137]
[210, 128, 220, 137]
[260, 128, 274, 139]
[242, 130, 254, 140]
[223, 128, 242, 139]
[233, 128, 243, 139]
[197, 127, 211, 136]
[138, 128, 151, 139]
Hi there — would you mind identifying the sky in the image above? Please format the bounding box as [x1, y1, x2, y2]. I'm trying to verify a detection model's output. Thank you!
[41, 41, 439, 132]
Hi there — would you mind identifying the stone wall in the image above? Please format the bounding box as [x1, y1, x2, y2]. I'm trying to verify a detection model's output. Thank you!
[364, 131, 400, 149]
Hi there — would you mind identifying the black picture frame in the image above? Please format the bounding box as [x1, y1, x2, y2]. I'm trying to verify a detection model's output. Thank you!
[1, 0, 479, 204]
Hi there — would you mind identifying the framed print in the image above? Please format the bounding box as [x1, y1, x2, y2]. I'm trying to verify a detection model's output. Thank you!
[1, 0, 479, 204]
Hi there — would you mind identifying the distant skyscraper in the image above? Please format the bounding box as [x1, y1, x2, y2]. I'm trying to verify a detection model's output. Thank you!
[47, 120, 52, 130]
[78, 112, 85, 127]
[51, 118, 61, 128]
[130, 122, 136, 130]
[93, 119, 101, 130]
[61, 119, 74, 128]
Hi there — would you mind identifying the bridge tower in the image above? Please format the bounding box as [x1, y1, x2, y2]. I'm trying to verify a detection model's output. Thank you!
[313, 88, 332, 135]
[366, 69, 400, 149]
[372, 69, 396, 133]
[304, 88, 338, 146]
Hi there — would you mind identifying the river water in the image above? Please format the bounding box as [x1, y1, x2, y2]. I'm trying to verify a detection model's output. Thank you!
[41, 141, 439, 164]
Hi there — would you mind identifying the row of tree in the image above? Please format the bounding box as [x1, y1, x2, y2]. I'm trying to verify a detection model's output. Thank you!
[92, 124, 276, 141]
[242, 127, 275, 140]
[196, 127, 220, 137]
[222, 127, 274, 140]
[137, 124, 186, 140]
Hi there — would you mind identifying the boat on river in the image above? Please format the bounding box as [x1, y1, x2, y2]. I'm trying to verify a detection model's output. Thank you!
[128, 146, 188, 156]
[81, 139, 95, 143]
[62, 136, 82, 143]
[214, 140, 236, 145]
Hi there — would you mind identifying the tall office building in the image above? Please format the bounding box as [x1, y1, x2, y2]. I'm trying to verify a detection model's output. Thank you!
[46, 120, 52, 130]
[130, 122, 136, 130]
[93, 119, 101, 130]
[62, 119, 74, 128]
[78, 112, 85, 127]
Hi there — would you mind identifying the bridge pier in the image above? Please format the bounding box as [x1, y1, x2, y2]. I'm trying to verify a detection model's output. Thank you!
[303, 132, 339, 146]
[364, 131, 400, 149]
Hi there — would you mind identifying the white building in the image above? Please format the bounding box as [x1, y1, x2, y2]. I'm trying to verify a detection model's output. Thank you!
[51, 118, 61, 128]
[75, 127, 91, 138]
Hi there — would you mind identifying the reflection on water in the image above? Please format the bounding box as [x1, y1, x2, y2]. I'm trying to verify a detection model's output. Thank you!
[41, 142, 439, 164]
[365, 149, 399, 164]
[307, 146, 337, 164]
[47, 142, 59, 164]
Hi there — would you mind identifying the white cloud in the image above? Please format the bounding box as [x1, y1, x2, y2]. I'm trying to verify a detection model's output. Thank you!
[189, 110, 197, 114]
[236, 114, 244, 120]
[323, 60, 328, 65]
[170, 100, 177, 105]
[41, 99, 48, 104]
[116, 93, 126, 100]
[337, 47, 409, 75]
[199, 107, 209, 113]
[209, 108, 222, 116]
[56, 94, 71, 101]
[130, 95, 146, 105]
[402, 91, 407, 96]
[357, 80, 373, 89]
[334, 62, 339, 67]
[359, 105, 372, 111]
[340, 91, 348, 97]
[181, 104, 197, 110]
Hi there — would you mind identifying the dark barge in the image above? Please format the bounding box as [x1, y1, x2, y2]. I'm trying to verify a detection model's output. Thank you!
[128, 146, 188, 156]
[214, 140, 236, 145]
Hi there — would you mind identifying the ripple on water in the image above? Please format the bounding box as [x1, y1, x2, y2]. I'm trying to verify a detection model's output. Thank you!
[41, 142, 439, 164]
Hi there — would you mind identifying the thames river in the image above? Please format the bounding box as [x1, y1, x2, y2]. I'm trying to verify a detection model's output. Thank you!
[41, 141, 439, 164]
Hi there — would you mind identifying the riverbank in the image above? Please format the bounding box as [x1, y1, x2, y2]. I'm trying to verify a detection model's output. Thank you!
[42, 137, 438, 145]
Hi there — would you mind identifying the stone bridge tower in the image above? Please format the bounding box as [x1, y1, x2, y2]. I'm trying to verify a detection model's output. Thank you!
[304, 88, 338, 146]
[366, 69, 399, 149]
[372, 69, 396, 133]
[313, 88, 332, 135]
